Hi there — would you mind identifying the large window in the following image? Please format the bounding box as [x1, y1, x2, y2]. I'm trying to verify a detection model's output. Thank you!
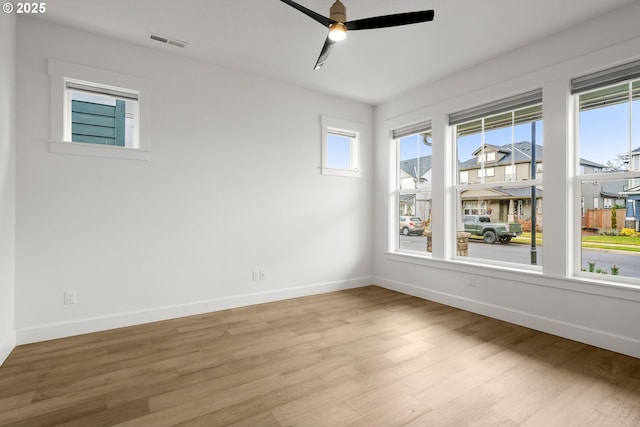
[451, 90, 543, 266]
[393, 121, 432, 254]
[574, 60, 640, 281]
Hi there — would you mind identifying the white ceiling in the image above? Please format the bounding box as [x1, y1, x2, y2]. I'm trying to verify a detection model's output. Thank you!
[35, 0, 636, 105]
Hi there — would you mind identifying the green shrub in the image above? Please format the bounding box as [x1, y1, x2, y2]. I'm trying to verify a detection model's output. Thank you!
[598, 229, 619, 236]
[620, 228, 636, 236]
[611, 265, 620, 275]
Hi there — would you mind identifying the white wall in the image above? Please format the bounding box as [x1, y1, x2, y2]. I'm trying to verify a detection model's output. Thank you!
[373, 2, 640, 358]
[0, 11, 16, 365]
[14, 17, 373, 343]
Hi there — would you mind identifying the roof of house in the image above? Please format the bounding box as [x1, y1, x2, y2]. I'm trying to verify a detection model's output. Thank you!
[400, 155, 432, 179]
[400, 142, 604, 174]
[459, 141, 604, 170]
[494, 186, 543, 198]
[459, 141, 542, 171]
[580, 158, 606, 168]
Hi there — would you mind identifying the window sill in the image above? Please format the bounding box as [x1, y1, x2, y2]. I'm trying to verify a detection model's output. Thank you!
[49, 140, 150, 161]
[384, 251, 640, 302]
[321, 167, 364, 178]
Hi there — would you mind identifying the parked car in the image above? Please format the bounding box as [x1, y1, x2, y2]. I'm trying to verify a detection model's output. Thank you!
[400, 216, 425, 236]
[463, 215, 522, 243]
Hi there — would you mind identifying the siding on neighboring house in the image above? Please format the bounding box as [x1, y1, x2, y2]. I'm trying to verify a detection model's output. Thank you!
[71, 99, 125, 146]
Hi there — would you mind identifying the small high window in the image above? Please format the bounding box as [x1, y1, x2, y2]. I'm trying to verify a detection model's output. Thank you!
[66, 81, 139, 148]
[321, 116, 363, 177]
[48, 59, 151, 161]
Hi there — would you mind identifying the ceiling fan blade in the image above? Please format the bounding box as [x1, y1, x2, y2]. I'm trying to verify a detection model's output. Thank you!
[345, 10, 434, 31]
[314, 36, 336, 70]
[280, 0, 335, 27]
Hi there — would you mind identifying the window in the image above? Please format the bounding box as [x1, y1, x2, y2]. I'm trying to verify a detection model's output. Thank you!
[573, 59, 640, 281]
[48, 59, 151, 160]
[451, 90, 543, 266]
[393, 120, 432, 254]
[67, 82, 138, 147]
[462, 200, 488, 215]
[478, 152, 497, 162]
[505, 165, 515, 181]
[460, 171, 469, 185]
[321, 116, 363, 177]
[477, 168, 495, 178]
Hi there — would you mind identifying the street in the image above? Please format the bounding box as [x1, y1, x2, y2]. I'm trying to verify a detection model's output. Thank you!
[398, 235, 640, 278]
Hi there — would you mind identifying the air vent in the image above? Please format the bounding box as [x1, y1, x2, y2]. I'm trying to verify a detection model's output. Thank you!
[148, 32, 188, 49]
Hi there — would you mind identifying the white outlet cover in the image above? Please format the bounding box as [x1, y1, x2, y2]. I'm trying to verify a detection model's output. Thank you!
[64, 290, 76, 304]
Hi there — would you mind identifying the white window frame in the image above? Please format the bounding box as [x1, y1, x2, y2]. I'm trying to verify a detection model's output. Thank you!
[320, 115, 363, 177]
[460, 171, 469, 185]
[478, 152, 496, 162]
[477, 167, 495, 178]
[390, 119, 433, 256]
[572, 63, 640, 285]
[505, 164, 516, 181]
[48, 59, 152, 161]
[450, 90, 543, 270]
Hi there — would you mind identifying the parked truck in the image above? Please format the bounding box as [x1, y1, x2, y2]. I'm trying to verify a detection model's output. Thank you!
[463, 215, 522, 244]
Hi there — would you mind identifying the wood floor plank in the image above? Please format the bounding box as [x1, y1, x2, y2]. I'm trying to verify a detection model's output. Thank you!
[1, 286, 639, 426]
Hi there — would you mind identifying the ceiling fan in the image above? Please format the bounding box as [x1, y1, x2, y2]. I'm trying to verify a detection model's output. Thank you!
[280, 0, 435, 70]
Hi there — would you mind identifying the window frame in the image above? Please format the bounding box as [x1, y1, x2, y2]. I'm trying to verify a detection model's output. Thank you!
[573, 73, 640, 284]
[320, 115, 363, 177]
[48, 59, 152, 161]
[391, 120, 433, 256]
[451, 92, 543, 270]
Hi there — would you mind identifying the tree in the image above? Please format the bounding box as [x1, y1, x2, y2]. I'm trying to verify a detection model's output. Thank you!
[611, 205, 617, 230]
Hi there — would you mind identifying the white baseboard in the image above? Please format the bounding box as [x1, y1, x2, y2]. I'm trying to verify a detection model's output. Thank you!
[0, 330, 16, 366]
[16, 277, 371, 345]
[374, 276, 640, 359]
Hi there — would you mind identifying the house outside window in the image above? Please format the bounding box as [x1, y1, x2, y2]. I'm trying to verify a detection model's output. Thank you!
[48, 59, 151, 161]
[450, 90, 543, 267]
[573, 59, 640, 282]
[67, 82, 138, 147]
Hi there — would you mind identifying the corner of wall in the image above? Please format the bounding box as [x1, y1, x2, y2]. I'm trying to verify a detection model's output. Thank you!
[0, 332, 16, 366]
[0, 11, 17, 366]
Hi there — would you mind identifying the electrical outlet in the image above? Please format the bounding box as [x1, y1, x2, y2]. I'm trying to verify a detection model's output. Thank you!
[64, 290, 76, 304]
[259, 269, 266, 280]
[468, 277, 476, 287]
[252, 271, 260, 281]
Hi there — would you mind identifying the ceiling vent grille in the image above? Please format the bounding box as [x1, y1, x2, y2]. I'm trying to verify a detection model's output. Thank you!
[148, 32, 188, 49]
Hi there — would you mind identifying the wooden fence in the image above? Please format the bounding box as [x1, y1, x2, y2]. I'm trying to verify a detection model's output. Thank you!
[582, 209, 626, 231]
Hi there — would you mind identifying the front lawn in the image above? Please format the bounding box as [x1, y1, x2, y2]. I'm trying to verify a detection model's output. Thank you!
[469, 232, 640, 252]
[582, 235, 640, 245]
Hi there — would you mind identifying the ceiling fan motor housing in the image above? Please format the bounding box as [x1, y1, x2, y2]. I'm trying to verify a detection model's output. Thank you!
[330, 0, 346, 22]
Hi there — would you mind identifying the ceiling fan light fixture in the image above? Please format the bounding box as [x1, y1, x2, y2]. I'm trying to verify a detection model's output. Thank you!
[328, 22, 347, 41]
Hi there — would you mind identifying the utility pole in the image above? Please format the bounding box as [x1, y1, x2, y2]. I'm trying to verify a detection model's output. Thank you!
[530, 122, 538, 265]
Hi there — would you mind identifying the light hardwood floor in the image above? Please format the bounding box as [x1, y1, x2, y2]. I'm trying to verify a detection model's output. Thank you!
[1, 286, 639, 426]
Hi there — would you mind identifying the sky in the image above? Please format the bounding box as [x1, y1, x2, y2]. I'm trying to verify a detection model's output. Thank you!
[398, 121, 543, 163]
[398, 98, 639, 169]
[331, 96, 639, 171]
[579, 100, 640, 168]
